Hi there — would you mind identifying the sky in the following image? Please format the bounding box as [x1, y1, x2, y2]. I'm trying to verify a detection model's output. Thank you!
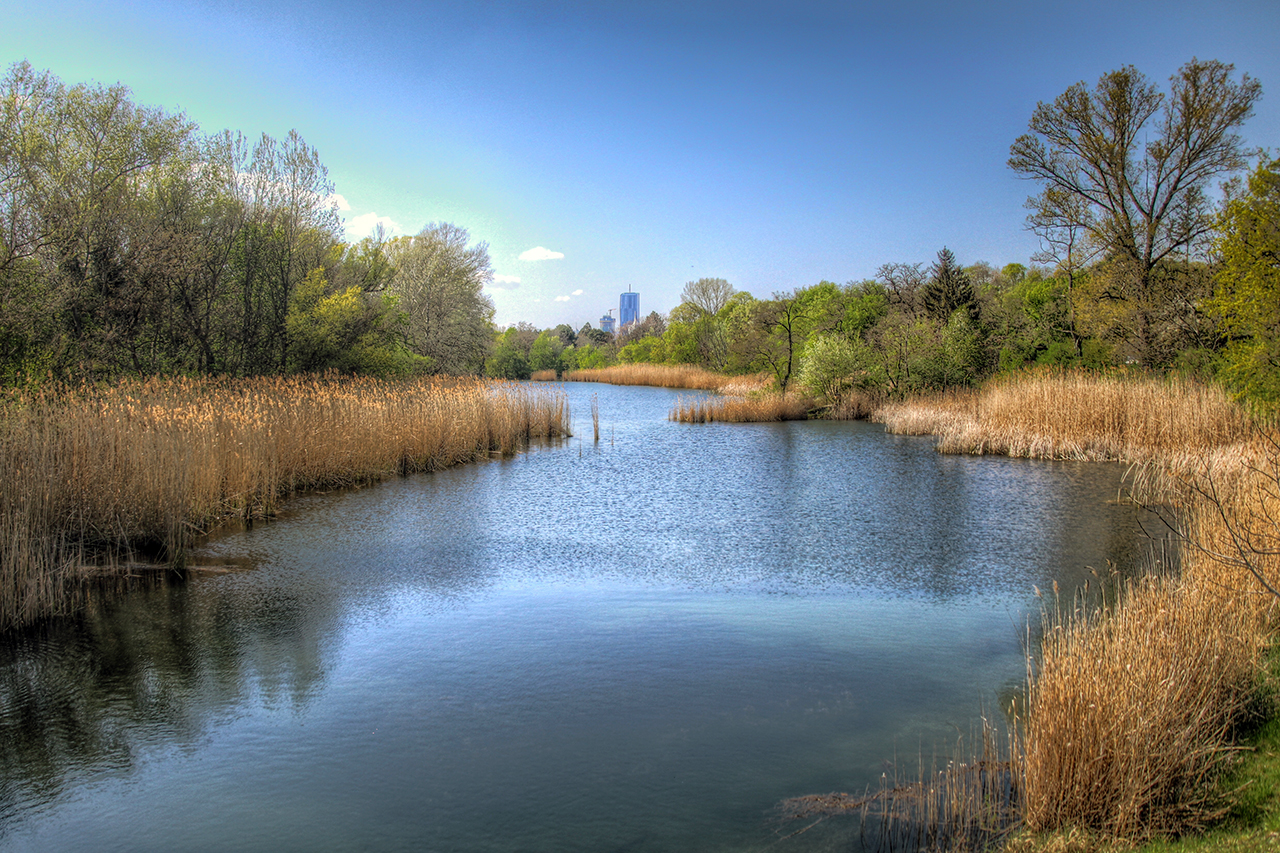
[4, 0, 1278, 329]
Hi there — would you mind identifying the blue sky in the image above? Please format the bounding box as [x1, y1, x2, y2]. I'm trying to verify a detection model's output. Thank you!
[4, 0, 1278, 328]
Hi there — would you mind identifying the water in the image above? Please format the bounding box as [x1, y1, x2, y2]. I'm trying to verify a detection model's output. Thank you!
[0, 383, 1160, 851]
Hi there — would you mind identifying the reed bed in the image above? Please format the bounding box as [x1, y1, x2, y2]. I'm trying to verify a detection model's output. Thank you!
[863, 369, 1280, 848]
[0, 374, 569, 629]
[564, 363, 770, 392]
[1014, 548, 1271, 842]
[669, 392, 814, 423]
[873, 371, 1253, 462]
[529, 369, 558, 381]
[825, 389, 888, 421]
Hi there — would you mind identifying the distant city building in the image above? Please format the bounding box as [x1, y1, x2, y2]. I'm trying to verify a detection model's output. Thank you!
[599, 311, 617, 335]
[619, 288, 640, 328]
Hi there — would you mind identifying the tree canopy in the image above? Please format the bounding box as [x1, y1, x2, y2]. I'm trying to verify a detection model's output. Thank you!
[1009, 58, 1261, 366]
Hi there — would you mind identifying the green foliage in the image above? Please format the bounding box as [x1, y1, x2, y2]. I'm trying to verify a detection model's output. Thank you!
[939, 308, 985, 385]
[796, 333, 883, 400]
[1010, 58, 1261, 367]
[841, 283, 890, 336]
[615, 334, 666, 364]
[285, 269, 420, 376]
[1080, 338, 1114, 369]
[922, 248, 977, 323]
[569, 343, 610, 370]
[386, 223, 496, 375]
[484, 328, 530, 379]
[1211, 157, 1280, 407]
[529, 330, 564, 374]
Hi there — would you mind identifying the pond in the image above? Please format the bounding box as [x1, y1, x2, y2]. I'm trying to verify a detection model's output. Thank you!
[0, 382, 1160, 852]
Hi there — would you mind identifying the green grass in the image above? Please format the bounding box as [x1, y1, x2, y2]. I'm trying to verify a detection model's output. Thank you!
[1135, 714, 1280, 853]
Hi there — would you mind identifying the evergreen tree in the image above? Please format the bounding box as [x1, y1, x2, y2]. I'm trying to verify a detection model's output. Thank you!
[922, 247, 976, 322]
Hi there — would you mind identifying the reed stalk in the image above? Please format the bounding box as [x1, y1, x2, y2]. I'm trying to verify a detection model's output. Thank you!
[0, 374, 570, 629]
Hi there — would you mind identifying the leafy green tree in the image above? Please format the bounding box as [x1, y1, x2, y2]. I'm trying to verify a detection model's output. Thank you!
[796, 333, 883, 401]
[1211, 156, 1280, 405]
[839, 281, 890, 338]
[754, 291, 812, 394]
[577, 323, 610, 346]
[1009, 59, 1262, 366]
[529, 330, 564, 374]
[285, 268, 419, 375]
[618, 334, 668, 364]
[551, 323, 577, 348]
[484, 327, 530, 379]
[680, 277, 735, 315]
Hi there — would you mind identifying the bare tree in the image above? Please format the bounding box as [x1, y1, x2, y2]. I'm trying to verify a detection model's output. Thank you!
[1009, 58, 1261, 366]
[875, 262, 927, 315]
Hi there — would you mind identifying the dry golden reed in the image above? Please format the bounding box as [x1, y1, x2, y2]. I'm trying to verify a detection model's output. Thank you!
[867, 369, 1278, 845]
[873, 370, 1252, 462]
[529, 369, 558, 381]
[1015, 555, 1269, 840]
[0, 374, 569, 628]
[564, 363, 771, 392]
[669, 392, 814, 423]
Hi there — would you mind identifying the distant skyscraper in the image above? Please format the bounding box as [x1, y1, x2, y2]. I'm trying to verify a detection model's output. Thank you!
[599, 312, 617, 334]
[619, 288, 640, 327]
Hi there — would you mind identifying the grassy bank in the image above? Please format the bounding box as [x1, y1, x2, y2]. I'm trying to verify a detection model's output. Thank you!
[858, 370, 1279, 850]
[0, 374, 570, 629]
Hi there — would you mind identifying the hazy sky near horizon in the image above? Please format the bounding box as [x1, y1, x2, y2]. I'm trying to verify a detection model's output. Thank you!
[4, 0, 1278, 328]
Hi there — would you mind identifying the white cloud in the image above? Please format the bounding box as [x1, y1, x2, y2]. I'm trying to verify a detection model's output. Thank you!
[328, 193, 352, 212]
[572, 289, 583, 296]
[490, 274, 522, 290]
[554, 295, 571, 302]
[519, 246, 565, 261]
[344, 211, 401, 240]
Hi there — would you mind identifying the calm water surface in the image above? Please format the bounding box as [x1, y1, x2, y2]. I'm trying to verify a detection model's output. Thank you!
[0, 383, 1159, 851]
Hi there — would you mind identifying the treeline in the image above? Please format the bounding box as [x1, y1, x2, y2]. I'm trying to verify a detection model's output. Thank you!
[497, 59, 1279, 412]
[4, 58, 1276, 413]
[0, 62, 496, 383]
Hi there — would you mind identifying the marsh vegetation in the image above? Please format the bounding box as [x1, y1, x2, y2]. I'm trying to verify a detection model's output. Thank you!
[0, 374, 568, 628]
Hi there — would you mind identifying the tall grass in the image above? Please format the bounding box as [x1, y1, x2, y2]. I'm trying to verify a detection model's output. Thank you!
[856, 369, 1280, 847]
[669, 392, 814, 423]
[564, 363, 770, 392]
[873, 370, 1253, 462]
[1015, 552, 1270, 841]
[0, 374, 569, 629]
[530, 369, 558, 381]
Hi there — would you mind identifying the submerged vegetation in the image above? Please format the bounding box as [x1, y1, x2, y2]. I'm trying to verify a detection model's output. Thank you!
[0, 374, 569, 629]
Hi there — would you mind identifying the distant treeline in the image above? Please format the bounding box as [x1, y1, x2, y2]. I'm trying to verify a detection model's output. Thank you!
[3, 59, 1277, 414]
[491, 60, 1280, 412]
